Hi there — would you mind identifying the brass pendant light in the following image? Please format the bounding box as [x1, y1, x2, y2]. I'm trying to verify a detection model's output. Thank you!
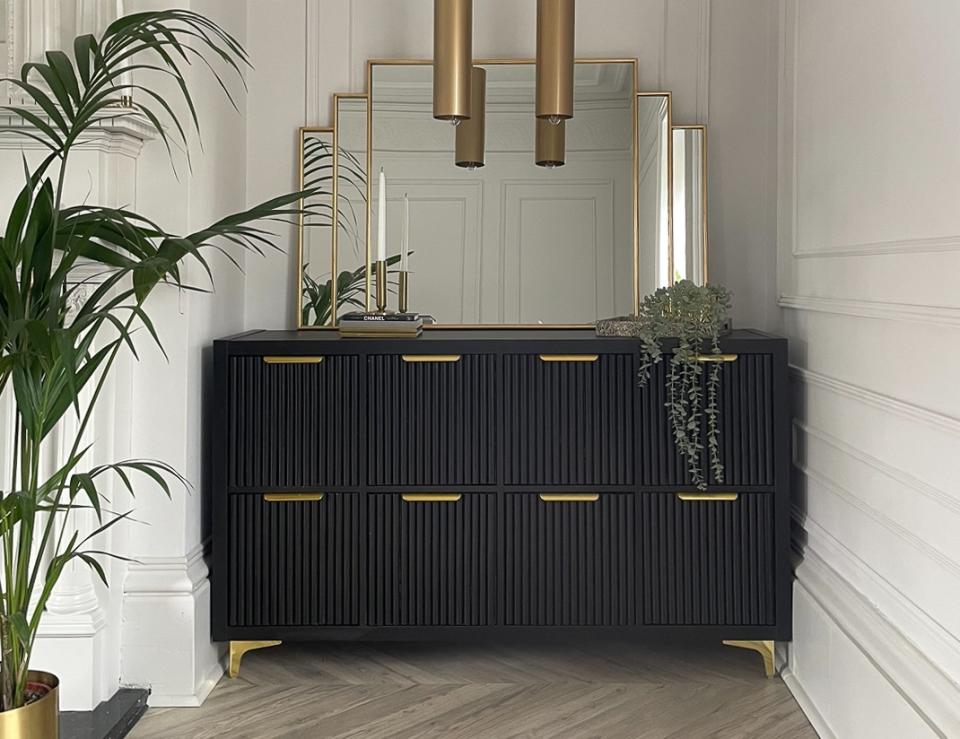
[535, 118, 566, 168]
[456, 67, 486, 169]
[536, 0, 575, 123]
[433, 0, 473, 124]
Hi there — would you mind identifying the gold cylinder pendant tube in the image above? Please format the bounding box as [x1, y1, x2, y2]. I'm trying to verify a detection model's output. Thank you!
[536, 0, 575, 122]
[433, 0, 473, 123]
[536, 118, 566, 168]
[456, 66, 487, 169]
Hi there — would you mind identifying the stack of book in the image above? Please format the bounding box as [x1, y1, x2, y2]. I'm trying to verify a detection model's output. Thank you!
[339, 312, 423, 338]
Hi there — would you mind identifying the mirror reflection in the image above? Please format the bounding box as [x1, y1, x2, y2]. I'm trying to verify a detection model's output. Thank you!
[299, 128, 335, 326]
[672, 125, 708, 284]
[636, 93, 672, 296]
[335, 96, 370, 319]
[370, 61, 638, 324]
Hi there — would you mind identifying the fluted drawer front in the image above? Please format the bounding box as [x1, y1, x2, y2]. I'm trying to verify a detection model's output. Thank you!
[638, 354, 775, 487]
[502, 493, 638, 626]
[368, 355, 496, 486]
[503, 354, 635, 486]
[641, 493, 775, 626]
[228, 356, 361, 489]
[368, 493, 497, 626]
[227, 493, 361, 627]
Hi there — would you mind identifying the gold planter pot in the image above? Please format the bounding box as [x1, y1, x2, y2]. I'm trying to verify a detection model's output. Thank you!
[0, 671, 59, 739]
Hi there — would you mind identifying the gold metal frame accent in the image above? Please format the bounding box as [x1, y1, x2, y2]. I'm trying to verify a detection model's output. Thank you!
[696, 354, 738, 363]
[228, 640, 282, 679]
[673, 124, 709, 283]
[263, 493, 325, 502]
[263, 356, 325, 365]
[637, 91, 674, 288]
[402, 493, 463, 502]
[539, 493, 600, 502]
[401, 354, 462, 363]
[538, 354, 599, 362]
[676, 492, 739, 502]
[723, 640, 776, 678]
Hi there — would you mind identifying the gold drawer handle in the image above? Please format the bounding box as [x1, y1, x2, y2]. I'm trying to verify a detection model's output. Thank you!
[401, 493, 463, 502]
[263, 493, 325, 502]
[676, 493, 739, 502]
[538, 354, 599, 363]
[401, 355, 462, 363]
[263, 356, 325, 365]
[539, 493, 600, 502]
[695, 354, 738, 363]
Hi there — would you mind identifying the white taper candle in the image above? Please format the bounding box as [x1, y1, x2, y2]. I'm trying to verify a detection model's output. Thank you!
[377, 167, 386, 263]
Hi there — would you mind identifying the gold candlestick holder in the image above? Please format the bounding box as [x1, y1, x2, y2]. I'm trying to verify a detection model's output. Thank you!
[374, 259, 388, 313]
[398, 270, 409, 314]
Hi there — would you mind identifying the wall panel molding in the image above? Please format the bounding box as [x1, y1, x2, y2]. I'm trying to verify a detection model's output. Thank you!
[795, 421, 960, 517]
[790, 366, 960, 438]
[794, 234, 960, 260]
[796, 461, 960, 582]
[794, 513, 960, 689]
[780, 294, 960, 328]
[790, 522, 960, 736]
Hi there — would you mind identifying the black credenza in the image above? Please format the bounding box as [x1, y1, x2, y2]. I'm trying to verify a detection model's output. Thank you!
[211, 329, 791, 676]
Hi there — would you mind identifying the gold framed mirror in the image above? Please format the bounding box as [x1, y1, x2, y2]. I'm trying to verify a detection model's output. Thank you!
[672, 124, 708, 284]
[296, 58, 706, 330]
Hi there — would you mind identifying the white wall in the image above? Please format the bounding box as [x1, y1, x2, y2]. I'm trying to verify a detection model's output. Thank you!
[245, 0, 781, 330]
[0, 0, 250, 710]
[777, 0, 960, 736]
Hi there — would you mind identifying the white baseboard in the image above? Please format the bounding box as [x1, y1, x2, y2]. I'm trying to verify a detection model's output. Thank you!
[781, 665, 835, 739]
[787, 527, 960, 738]
[121, 542, 221, 707]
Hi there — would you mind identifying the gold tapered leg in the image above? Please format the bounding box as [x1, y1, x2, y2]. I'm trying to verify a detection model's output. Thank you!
[723, 640, 776, 677]
[228, 640, 281, 678]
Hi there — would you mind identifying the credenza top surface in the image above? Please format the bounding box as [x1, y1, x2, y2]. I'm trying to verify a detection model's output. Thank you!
[218, 328, 785, 355]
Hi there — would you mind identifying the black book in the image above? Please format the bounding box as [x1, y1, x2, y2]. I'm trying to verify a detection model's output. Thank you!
[340, 311, 422, 323]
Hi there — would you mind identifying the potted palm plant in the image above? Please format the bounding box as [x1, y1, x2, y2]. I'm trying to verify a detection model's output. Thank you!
[0, 11, 302, 734]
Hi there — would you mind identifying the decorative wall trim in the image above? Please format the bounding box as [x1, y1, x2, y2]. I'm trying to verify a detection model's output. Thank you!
[779, 294, 960, 328]
[790, 365, 960, 438]
[793, 234, 960, 260]
[796, 460, 960, 581]
[794, 512, 960, 689]
[791, 525, 960, 737]
[123, 542, 209, 597]
[795, 421, 960, 517]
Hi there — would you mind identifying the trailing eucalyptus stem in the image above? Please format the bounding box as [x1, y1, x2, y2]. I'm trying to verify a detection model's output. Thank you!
[635, 280, 732, 490]
[0, 11, 309, 710]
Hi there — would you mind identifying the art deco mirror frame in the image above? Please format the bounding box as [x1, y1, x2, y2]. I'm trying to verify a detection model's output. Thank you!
[297, 58, 703, 330]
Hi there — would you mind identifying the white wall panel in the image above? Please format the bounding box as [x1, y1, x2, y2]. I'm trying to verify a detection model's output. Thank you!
[779, 0, 960, 734]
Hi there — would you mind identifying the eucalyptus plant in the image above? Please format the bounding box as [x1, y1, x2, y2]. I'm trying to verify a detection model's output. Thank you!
[635, 280, 732, 489]
[0, 11, 304, 711]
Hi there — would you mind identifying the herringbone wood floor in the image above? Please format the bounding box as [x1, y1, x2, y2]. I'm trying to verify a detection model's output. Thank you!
[131, 638, 816, 738]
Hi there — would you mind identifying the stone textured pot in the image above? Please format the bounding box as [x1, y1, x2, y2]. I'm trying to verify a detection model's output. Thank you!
[0, 671, 59, 739]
